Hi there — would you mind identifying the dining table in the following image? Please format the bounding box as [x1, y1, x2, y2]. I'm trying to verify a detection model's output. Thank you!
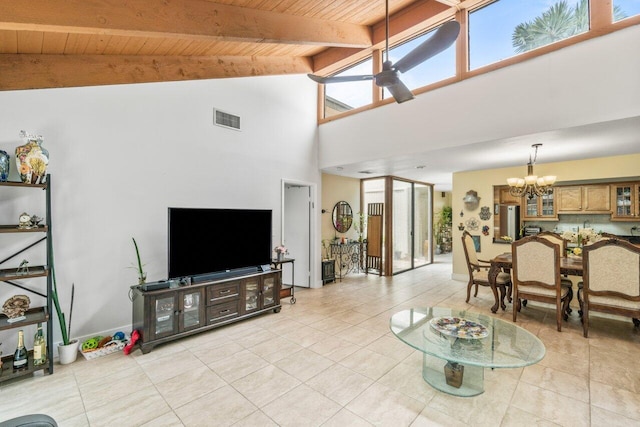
[488, 252, 583, 313]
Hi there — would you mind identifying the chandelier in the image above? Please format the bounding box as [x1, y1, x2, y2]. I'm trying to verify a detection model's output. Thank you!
[507, 143, 556, 199]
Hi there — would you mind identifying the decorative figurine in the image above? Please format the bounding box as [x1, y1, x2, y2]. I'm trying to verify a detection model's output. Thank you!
[30, 215, 43, 227]
[16, 260, 30, 275]
[18, 212, 32, 229]
[15, 130, 49, 184]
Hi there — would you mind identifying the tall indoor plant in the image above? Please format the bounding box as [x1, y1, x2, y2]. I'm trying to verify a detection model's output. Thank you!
[51, 265, 77, 363]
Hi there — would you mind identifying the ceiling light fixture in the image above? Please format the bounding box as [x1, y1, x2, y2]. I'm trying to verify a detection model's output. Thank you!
[507, 143, 556, 199]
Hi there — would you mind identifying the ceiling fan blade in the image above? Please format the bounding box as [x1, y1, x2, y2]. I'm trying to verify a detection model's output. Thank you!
[386, 79, 415, 104]
[307, 74, 374, 84]
[394, 20, 460, 73]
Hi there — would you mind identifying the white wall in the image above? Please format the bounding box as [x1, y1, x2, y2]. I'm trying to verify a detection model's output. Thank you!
[0, 74, 319, 346]
[318, 25, 640, 168]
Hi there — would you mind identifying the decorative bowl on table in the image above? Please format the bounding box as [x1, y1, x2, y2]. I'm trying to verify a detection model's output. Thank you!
[429, 316, 489, 339]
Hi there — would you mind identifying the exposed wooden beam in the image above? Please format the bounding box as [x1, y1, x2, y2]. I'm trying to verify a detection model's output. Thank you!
[311, 0, 450, 73]
[433, 0, 460, 6]
[0, 54, 312, 90]
[0, 0, 371, 48]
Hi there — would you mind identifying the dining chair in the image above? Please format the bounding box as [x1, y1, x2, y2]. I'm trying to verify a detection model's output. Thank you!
[461, 231, 512, 305]
[579, 238, 640, 337]
[512, 235, 572, 331]
[537, 231, 575, 309]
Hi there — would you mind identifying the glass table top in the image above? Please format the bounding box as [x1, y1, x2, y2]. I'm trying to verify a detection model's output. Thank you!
[390, 307, 545, 369]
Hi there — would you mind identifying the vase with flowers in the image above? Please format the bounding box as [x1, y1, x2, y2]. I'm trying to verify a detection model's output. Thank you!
[274, 245, 288, 261]
[561, 228, 600, 256]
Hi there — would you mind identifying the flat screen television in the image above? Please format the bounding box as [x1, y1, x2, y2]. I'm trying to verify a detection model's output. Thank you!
[168, 207, 272, 280]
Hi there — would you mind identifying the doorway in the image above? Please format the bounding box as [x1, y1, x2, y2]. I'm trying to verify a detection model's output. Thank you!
[282, 181, 314, 288]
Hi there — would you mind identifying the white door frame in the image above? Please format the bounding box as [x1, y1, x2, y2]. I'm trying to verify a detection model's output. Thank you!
[281, 179, 319, 288]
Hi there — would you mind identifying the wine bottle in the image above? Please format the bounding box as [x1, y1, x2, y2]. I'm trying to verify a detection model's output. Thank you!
[13, 330, 28, 371]
[33, 323, 47, 366]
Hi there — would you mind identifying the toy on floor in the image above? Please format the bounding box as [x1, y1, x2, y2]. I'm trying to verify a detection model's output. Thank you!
[123, 329, 140, 355]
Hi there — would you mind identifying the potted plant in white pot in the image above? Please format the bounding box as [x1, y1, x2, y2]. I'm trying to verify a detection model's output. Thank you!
[51, 266, 77, 364]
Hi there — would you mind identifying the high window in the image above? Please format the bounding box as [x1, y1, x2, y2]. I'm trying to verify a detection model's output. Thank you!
[469, 0, 590, 70]
[324, 58, 373, 118]
[382, 25, 456, 100]
[613, 0, 640, 22]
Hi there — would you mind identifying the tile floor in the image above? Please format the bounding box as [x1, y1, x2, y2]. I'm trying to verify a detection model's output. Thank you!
[1, 256, 639, 426]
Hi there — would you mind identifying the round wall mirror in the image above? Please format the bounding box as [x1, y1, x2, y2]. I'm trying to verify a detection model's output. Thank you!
[332, 201, 353, 233]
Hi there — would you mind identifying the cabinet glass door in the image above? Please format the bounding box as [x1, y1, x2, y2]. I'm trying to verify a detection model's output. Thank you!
[263, 277, 275, 307]
[541, 193, 554, 216]
[525, 196, 538, 217]
[245, 279, 259, 311]
[154, 295, 175, 337]
[615, 185, 632, 216]
[182, 290, 201, 329]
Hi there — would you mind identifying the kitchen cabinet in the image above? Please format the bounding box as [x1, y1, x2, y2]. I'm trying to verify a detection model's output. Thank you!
[556, 185, 610, 214]
[499, 186, 521, 205]
[521, 193, 557, 220]
[611, 183, 640, 220]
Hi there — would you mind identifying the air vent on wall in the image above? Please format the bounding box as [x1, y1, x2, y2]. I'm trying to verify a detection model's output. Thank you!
[213, 108, 241, 131]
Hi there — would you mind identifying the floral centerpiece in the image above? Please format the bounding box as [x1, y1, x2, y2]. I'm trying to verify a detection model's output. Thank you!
[560, 228, 600, 255]
[274, 245, 288, 260]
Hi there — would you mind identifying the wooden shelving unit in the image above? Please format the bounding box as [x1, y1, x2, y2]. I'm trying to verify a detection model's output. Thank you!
[0, 176, 54, 382]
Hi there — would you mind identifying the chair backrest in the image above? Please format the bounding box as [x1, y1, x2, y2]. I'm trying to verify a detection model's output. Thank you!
[537, 231, 567, 257]
[512, 235, 561, 289]
[461, 231, 479, 269]
[583, 239, 640, 298]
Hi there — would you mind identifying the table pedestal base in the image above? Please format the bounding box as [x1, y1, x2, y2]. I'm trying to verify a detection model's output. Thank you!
[422, 354, 484, 397]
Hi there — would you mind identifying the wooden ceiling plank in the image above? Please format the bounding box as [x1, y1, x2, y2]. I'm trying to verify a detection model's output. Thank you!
[101, 35, 131, 55]
[42, 32, 69, 54]
[63, 33, 91, 54]
[83, 34, 113, 54]
[0, 30, 18, 54]
[0, 54, 313, 90]
[17, 31, 44, 54]
[0, 0, 371, 48]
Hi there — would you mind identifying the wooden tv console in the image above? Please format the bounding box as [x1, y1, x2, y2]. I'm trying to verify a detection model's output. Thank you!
[131, 270, 281, 353]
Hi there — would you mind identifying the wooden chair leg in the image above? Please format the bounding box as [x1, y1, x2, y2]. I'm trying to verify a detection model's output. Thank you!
[583, 307, 589, 338]
[473, 283, 479, 297]
[465, 280, 473, 303]
[633, 318, 640, 328]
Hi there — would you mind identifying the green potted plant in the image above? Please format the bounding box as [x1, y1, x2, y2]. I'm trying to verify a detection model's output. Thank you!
[131, 237, 146, 284]
[51, 267, 77, 364]
[434, 206, 453, 254]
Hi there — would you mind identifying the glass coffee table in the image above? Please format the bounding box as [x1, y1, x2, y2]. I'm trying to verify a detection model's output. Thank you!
[390, 307, 545, 397]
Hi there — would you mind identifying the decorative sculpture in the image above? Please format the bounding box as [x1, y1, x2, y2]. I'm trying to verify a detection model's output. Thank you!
[2, 295, 31, 318]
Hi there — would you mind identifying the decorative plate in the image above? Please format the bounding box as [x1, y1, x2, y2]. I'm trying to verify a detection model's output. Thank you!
[429, 316, 488, 339]
[465, 217, 479, 231]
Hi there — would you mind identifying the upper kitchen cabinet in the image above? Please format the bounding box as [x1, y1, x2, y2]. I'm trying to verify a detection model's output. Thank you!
[556, 185, 610, 214]
[611, 183, 640, 221]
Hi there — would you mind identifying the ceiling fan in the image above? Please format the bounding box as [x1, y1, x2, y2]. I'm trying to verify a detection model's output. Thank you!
[308, 0, 460, 104]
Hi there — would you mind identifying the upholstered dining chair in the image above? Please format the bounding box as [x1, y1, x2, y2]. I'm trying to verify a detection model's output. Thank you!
[461, 231, 512, 305]
[537, 231, 575, 308]
[578, 238, 640, 338]
[512, 235, 572, 331]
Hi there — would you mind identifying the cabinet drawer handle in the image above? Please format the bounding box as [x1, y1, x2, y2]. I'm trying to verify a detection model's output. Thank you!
[220, 290, 231, 294]
[219, 309, 230, 314]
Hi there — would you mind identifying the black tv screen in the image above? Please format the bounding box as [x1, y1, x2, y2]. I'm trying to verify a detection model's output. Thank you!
[168, 208, 272, 279]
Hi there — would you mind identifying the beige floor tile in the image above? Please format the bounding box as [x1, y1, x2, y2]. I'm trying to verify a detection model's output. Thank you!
[139, 411, 185, 426]
[174, 385, 257, 426]
[233, 410, 278, 427]
[207, 349, 268, 383]
[365, 335, 415, 361]
[520, 364, 590, 403]
[305, 363, 374, 406]
[500, 406, 562, 427]
[590, 345, 640, 393]
[85, 385, 171, 427]
[155, 365, 227, 409]
[330, 309, 371, 325]
[231, 365, 300, 408]
[307, 335, 360, 362]
[191, 340, 244, 365]
[591, 405, 640, 427]
[281, 324, 331, 347]
[538, 347, 589, 379]
[590, 380, 640, 421]
[261, 384, 342, 427]
[322, 408, 373, 426]
[274, 348, 333, 382]
[78, 365, 153, 410]
[410, 405, 470, 427]
[377, 361, 437, 404]
[339, 347, 399, 380]
[308, 316, 353, 334]
[346, 382, 425, 426]
[510, 382, 590, 427]
[138, 349, 207, 383]
[248, 336, 304, 363]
